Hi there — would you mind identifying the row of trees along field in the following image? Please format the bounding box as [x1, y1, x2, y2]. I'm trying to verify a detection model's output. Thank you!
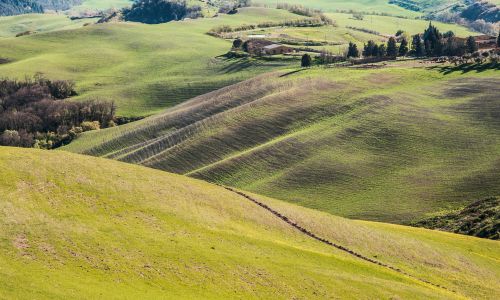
[0, 76, 115, 149]
[346, 23, 500, 59]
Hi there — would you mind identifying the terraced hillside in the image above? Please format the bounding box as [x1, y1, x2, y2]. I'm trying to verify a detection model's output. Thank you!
[0, 147, 499, 299]
[0, 7, 300, 116]
[65, 63, 500, 223]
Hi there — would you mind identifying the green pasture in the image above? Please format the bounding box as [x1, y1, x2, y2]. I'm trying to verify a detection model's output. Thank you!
[0, 147, 498, 299]
[65, 62, 500, 223]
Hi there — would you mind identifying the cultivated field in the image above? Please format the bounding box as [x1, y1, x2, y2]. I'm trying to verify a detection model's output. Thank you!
[0, 147, 498, 299]
[64, 62, 500, 223]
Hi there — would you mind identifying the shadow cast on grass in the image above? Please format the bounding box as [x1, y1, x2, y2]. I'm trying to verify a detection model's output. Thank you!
[429, 62, 500, 75]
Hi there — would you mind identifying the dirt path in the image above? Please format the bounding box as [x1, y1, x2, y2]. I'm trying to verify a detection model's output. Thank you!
[223, 186, 456, 294]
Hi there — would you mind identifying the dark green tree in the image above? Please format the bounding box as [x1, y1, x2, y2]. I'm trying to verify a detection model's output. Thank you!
[232, 38, 243, 49]
[301, 54, 312, 67]
[443, 31, 455, 38]
[466, 36, 478, 53]
[363, 40, 377, 57]
[377, 44, 386, 57]
[497, 31, 500, 48]
[347, 42, 359, 58]
[412, 34, 425, 57]
[399, 38, 409, 56]
[423, 22, 442, 56]
[386, 37, 398, 57]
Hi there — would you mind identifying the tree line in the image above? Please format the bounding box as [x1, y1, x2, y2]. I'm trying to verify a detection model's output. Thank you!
[0, 76, 116, 149]
[345, 23, 500, 59]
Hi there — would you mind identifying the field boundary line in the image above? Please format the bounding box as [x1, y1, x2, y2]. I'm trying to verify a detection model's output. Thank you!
[222, 186, 457, 294]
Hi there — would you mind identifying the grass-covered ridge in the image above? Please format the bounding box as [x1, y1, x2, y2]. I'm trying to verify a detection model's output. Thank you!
[0, 147, 499, 299]
[64, 63, 500, 223]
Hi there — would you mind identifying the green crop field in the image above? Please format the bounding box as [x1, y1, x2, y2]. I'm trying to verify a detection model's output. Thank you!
[0, 8, 301, 116]
[64, 62, 500, 223]
[0, 147, 498, 299]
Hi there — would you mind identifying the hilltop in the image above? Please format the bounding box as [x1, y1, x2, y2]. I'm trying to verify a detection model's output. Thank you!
[64, 63, 500, 223]
[0, 147, 499, 299]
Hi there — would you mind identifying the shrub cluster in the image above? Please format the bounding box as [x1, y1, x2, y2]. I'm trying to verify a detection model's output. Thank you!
[209, 17, 333, 36]
[276, 3, 335, 25]
[346, 26, 380, 36]
[123, 0, 203, 24]
[0, 76, 116, 149]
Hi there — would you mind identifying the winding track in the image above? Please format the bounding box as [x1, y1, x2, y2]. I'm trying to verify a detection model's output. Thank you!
[222, 186, 456, 294]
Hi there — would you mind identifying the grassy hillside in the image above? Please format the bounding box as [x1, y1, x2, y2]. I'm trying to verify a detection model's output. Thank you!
[232, 13, 477, 53]
[64, 62, 500, 223]
[0, 7, 299, 116]
[254, 0, 421, 16]
[69, 0, 132, 12]
[0, 13, 89, 37]
[0, 147, 499, 299]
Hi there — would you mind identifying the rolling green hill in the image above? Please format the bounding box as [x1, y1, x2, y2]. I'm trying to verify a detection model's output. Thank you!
[0, 5, 477, 116]
[64, 62, 500, 223]
[0, 7, 302, 116]
[254, 0, 422, 16]
[0, 13, 89, 37]
[0, 147, 499, 299]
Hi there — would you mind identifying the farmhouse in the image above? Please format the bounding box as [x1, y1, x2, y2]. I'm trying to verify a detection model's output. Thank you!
[263, 44, 294, 55]
[243, 39, 294, 56]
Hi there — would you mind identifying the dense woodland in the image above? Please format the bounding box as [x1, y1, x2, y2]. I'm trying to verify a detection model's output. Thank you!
[0, 0, 81, 16]
[0, 76, 115, 149]
[0, 0, 44, 16]
[123, 0, 203, 24]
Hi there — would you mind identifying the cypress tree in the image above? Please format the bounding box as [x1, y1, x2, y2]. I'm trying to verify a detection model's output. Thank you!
[363, 40, 376, 57]
[301, 54, 312, 67]
[347, 42, 359, 58]
[399, 38, 409, 56]
[423, 22, 442, 56]
[412, 34, 425, 57]
[387, 37, 398, 57]
[377, 44, 386, 57]
[466, 36, 478, 53]
[497, 32, 500, 48]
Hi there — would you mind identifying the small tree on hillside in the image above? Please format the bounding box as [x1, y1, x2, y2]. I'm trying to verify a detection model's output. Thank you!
[301, 54, 312, 67]
[347, 42, 359, 58]
[466, 36, 478, 53]
[399, 38, 409, 56]
[443, 31, 455, 38]
[232, 38, 243, 49]
[497, 32, 500, 48]
[387, 37, 398, 57]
